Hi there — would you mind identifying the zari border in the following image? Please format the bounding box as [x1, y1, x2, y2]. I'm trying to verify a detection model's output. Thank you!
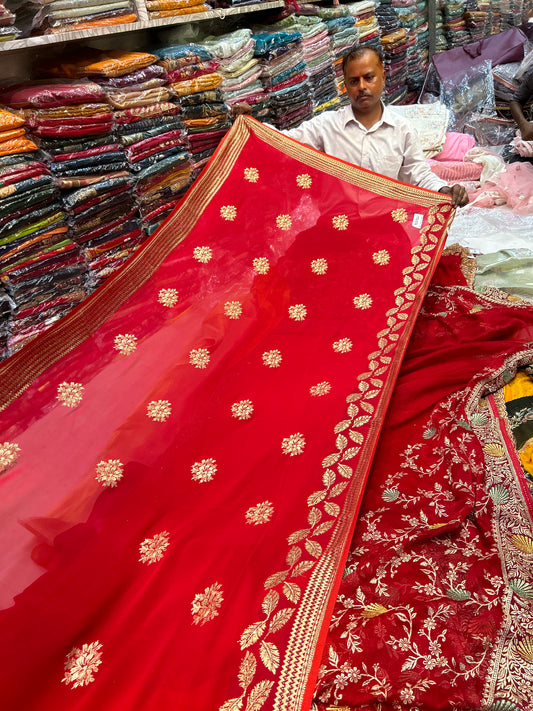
[442, 243, 477, 288]
[220, 203, 455, 711]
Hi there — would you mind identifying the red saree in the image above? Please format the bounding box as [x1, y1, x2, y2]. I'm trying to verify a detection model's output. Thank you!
[0, 116, 454, 711]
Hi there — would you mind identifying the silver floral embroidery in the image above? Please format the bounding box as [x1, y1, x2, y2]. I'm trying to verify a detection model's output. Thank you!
[246, 501, 274, 525]
[114, 333, 137, 356]
[57, 382, 84, 408]
[311, 258, 328, 275]
[224, 301, 243, 319]
[373, 250, 390, 266]
[139, 531, 170, 564]
[147, 400, 172, 422]
[262, 349, 282, 368]
[333, 338, 353, 353]
[288, 304, 307, 321]
[0, 441, 20, 472]
[158, 288, 178, 307]
[353, 293, 373, 310]
[191, 582, 224, 625]
[253, 257, 270, 274]
[392, 207, 408, 223]
[189, 348, 210, 369]
[62, 641, 103, 689]
[193, 246, 213, 263]
[310, 381, 331, 397]
[281, 433, 306, 456]
[276, 214, 292, 230]
[296, 173, 312, 188]
[95, 459, 124, 487]
[232, 399, 254, 420]
[191, 458, 217, 483]
[244, 167, 259, 183]
[332, 214, 349, 230]
[220, 205, 237, 221]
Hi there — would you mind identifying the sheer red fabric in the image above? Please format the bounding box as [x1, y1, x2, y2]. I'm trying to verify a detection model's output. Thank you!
[315, 250, 533, 710]
[0, 117, 453, 711]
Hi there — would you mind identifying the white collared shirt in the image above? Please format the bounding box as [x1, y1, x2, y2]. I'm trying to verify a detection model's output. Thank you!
[278, 104, 447, 193]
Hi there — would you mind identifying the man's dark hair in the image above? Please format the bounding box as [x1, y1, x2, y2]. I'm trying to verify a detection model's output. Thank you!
[342, 45, 384, 73]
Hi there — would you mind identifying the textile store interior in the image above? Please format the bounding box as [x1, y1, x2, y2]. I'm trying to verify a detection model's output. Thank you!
[4, 0, 533, 708]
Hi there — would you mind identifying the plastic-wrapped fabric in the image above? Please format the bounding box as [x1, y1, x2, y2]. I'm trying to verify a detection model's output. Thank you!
[117, 117, 184, 142]
[148, 7, 208, 18]
[154, 44, 214, 70]
[0, 138, 37, 156]
[45, 11, 137, 32]
[106, 88, 171, 110]
[45, 1, 131, 20]
[124, 128, 186, 157]
[202, 28, 252, 59]
[253, 31, 302, 56]
[0, 109, 25, 131]
[467, 161, 533, 214]
[48, 50, 158, 79]
[113, 102, 180, 125]
[170, 73, 223, 96]
[0, 81, 105, 108]
[439, 59, 496, 132]
[97, 65, 165, 90]
[145, 0, 205, 9]
[165, 60, 220, 83]
[23, 103, 111, 120]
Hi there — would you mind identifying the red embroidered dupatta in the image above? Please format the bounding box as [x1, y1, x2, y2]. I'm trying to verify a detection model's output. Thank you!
[0, 116, 454, 711]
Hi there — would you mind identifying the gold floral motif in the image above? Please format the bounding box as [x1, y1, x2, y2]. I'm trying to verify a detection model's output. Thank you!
[191, 582, 224, 625]
[310, 381, 331, 397]
[191, 458, 217, 483]
[311, 258, 328, 275]
[276, 214, 292, 231]
[62, 641, 103, 689]
[253, 257, 270, 274]
[139, 531, 170, 565]
[246, 501, 274, 525]
[515, 636, 533, 663]
[57, 382, 84, 408]
[353, 293, 373, 310]
[288, 304, 307, 321]
[232, 399, 254, 420]
[244, 167, 259, 183]
[189, 348, 210, 369]
[373, 250, 390, 266]
[193, 246, 213, 263]
[158, 288, 178, 307]
[0, 441, 20, 473]
[281, 433, 306, 456]
[220, 205, 237, 221]
[262, 349, 282, 368]
[391, 207, 408, 223]
[333, 338, 353, 353]
[332, 214, 349, 230]
[113, 333, 137, 356]
[95, 459, 124, 487]
[361, 603, 388, 618]
[224, 301, 243, 320]
[147, 399, 172, 422]
[296, 173, 312, 188]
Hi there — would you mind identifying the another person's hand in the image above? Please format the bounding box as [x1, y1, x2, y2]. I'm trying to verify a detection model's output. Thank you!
[519, 120, 533, 142]
[438, 184, 469, 207]
[231, 102, 253, 118]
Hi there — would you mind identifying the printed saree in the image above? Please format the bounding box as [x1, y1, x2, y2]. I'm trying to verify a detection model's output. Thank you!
[0, 116, 455, 711]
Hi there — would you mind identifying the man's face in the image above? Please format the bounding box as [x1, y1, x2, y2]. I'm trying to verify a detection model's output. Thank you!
[343, 52, 386, 118]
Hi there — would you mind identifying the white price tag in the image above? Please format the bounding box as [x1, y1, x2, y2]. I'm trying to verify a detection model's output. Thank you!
[412, 213, 423, 229]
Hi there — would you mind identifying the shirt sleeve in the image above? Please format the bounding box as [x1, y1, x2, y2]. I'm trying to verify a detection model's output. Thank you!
[273, 115, 327, 153]
[512, 68, 533, 106]
[398, 124, 447, 192]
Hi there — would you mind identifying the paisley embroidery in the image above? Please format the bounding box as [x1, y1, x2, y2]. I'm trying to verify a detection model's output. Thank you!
[0, 441, 20, 473]
[95, 459, 124, 487]
[193, 246, 213, 263]
[114, 334, 137, 356]
[246, 501, 274, 525]
[191, 458, 217, 483]
[62, 641, 103, 689]
[158, 288, 178, 307]
[57, 382, 84, 408]
[281, 433, 306, 456]
[146, 400, 172, 422]
[191, 582, 224, 625]
[220, 205, 237, 221]
[311, 258, 328, 275]
[231, 400, 254, 420]
[139, 531, 170, 565]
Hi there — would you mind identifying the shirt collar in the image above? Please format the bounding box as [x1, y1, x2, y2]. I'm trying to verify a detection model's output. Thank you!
[342, 102, 400, 131]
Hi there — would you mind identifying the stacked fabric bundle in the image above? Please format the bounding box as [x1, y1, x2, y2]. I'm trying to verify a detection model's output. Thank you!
[391, 0, 427, 98]
[30, 0, 138, 35]
[144, 0, 209, 20]
[0, 148, 85, 357]
[348, 0, 381, 50]
[201, 29, 268, 121]
[319, 8, 359, 104]
[442, 0, 470, 47]
[434, 1, 448, 50]
[376, 4, 408, 104]
[159, 42, 225, 189]
[489, 0, 501, 32]
[464, 7, 490, 40]
[0, 0, 21, 41]
[253, 29, 313, 130]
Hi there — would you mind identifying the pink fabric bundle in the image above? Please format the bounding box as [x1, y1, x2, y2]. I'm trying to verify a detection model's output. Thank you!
[427, 158, 483, 181]
[433, 131, 476, 161]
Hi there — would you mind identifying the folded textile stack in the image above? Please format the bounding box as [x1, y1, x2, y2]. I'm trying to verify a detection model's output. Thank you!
[489, 0, 501, 32]
[296, 15, 338, 114]
[0, 95, 87, 355]
[380, 24, 409, 104]
[28, 0, 138, 35]
[492, 61, 521, 115]
[321, 13, 359, 104]
[254, 29, 313, 129]
[498, 0, 524, 29]
[442, 0, 470, 47]
[201, 29, 269, 121]
[158, 42, 225, 190]
[464, 0, 490, 41]
[144, 0, 209, 20]
[0, 0, 21, 41]
[434, 0, 448, 50]
[348, 0, 381, 49]
[389, 101, 450, 156]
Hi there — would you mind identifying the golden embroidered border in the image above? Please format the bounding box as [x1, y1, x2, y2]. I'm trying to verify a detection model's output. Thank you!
[220, 203, 454, 711]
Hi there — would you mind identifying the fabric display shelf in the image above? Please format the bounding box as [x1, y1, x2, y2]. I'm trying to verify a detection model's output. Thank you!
[315, 5, 359, 105]
[252, 28, 313, 130]
[392, 0, 428, 99]
[0, 114, 457, 711]
[376, 4, 409, 105]
[0, 103, 85, 359]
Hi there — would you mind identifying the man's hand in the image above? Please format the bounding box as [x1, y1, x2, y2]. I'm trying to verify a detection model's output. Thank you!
[519, 120, 533, 142]
[438, 184, 469, 207]
[231, 102, 253, 118]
